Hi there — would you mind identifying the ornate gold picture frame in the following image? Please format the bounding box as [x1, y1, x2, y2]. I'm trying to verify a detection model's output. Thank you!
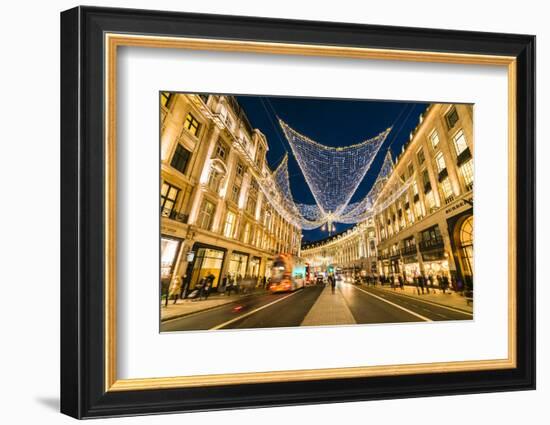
[61, 6, 535, 419]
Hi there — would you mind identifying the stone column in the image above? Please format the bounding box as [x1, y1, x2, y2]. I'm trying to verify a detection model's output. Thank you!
[187, 126, 221, 224]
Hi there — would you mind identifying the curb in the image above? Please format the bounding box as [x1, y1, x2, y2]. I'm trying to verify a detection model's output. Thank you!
[160, 292, 266, 323]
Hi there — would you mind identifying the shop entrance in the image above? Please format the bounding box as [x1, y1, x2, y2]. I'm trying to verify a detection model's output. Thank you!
[189, 247, 225, 290]
[160, 236, 181, 280]
[248, 256, 261, 278]
[458, 215, 474, 288]
[227, 252, 248, 281]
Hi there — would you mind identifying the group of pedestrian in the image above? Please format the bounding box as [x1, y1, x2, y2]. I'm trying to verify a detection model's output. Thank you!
[358, 272, 458, 296]
[161, 271, 276, 307]
[412, 274, 450, 295]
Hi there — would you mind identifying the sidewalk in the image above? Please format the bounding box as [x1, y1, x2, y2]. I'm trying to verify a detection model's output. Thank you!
[301, 285, 356, 326]
[161, 290, 264, 322]
[369, 284, 473, 314]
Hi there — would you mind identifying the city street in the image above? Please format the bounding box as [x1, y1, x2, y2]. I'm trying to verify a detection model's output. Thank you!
[160, 282, 472, 332]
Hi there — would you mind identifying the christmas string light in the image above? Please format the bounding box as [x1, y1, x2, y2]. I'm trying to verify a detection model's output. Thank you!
[279, 119, 391, 217]
[258, 122, 414, 234]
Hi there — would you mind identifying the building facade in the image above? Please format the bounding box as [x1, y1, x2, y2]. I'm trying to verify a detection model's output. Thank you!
[301, 219, 378, 278]
[160, 93, 302, 291]
[302, 103, 474, 291]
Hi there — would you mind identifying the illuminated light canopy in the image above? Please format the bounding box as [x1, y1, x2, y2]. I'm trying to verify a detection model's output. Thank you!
[279, 119, 391, 216]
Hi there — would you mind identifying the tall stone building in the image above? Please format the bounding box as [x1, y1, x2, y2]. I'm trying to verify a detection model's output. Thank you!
[160, 93, 302, 291]
[302, 103, 474, 291]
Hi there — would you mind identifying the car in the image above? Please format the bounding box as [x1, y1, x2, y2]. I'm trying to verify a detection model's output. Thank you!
[316, 275, 325, 284]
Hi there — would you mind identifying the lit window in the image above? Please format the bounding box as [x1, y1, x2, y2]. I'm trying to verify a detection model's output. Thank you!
[224, 211, 236, 238]
[460, 158, 474, 190]
[183, 112, 200, 136]
[414, 201, 423, 219]
[435, 152, 446, 173]
[198, 199, 215, 230]
[406, 207, 414, 224]
[440, 177, 454, 203]
[430, 129, 440, 149]
[161, 92, 172, 108]
[243, 222, 251, 244]
[170, 144, 191, 175]
[160, 182, 180, 216]
[445, 107, 459, 129]
[425, 190, 437, 212]
[412, 180, 419, 196]
[453, 129, 469, 156]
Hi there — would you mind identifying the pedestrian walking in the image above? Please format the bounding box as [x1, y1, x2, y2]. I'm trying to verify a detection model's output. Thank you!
[180, 273, 190, 300]
[168, 276, 182, 304]
[198, 277, 206, 300]
[236, 274, 242, 294]
[226, 276, 233, 296]
[329, 273, 336, 294]
[161, 277, 170, 307]
[442, 275, 450, 294]
[221, 274, 228, 294]
[398, 275, 404, 290]
[204, 273, 215, 300]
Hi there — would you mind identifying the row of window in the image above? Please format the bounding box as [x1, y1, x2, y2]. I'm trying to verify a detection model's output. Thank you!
[379, 225, 443, 258]
[198, 198, 296, 252]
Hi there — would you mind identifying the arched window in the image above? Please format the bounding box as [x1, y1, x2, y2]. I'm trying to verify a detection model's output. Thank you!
[459, 216, 474, 277]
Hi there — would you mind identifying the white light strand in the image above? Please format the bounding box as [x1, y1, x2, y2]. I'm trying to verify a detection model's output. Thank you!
[279, 119, 391, 216]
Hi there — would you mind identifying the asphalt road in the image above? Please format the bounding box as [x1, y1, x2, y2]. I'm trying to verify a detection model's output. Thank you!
[340, 283, 473, 323]
[161, 283, 472, 332]
[161, 285, 324, 332]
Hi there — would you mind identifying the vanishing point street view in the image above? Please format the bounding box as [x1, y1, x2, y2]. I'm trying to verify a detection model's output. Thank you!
[160, 93, 474, 332]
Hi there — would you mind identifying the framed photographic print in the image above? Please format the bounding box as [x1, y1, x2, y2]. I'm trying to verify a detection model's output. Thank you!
[60, 6, 535, 419]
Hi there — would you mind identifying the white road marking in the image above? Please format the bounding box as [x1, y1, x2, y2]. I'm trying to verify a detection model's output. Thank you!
[370, 287, 474, 317]
[209, 291, 300, 330]
[348, 284, 432, 322]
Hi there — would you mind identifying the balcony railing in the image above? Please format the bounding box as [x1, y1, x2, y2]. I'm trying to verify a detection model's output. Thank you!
[161, 208, 188, 224]
[401, 245, 418, 256]
[418, 237, 444, 252]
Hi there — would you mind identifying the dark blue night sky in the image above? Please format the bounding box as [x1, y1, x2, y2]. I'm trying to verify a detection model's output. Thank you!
[235, 95, 428, 243]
